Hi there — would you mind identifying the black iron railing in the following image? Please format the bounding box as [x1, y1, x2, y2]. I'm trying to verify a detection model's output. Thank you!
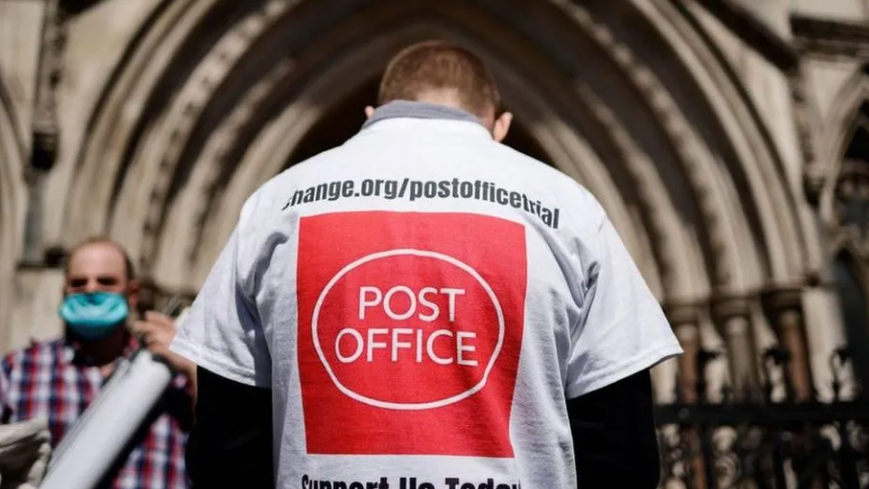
[655, 348, 869, 489]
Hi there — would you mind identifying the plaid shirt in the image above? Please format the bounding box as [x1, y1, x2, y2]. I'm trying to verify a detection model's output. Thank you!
[0, 337, 191, 489]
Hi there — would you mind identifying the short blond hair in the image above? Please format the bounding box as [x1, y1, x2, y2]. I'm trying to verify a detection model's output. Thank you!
[378, 40, 501, 118]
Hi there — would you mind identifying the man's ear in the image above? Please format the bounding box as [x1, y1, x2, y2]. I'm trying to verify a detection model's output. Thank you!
[365, 106, 375, 118]
[492, 111, 513, 143]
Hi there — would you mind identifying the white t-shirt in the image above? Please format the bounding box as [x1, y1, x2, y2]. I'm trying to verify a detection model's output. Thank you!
[171, 102, 682, 489]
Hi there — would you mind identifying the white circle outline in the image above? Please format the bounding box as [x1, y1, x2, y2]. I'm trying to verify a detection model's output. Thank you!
[312, 249, 505, 411]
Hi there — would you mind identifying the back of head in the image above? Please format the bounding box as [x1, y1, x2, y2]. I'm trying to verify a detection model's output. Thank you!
[378, 40, 501, 120]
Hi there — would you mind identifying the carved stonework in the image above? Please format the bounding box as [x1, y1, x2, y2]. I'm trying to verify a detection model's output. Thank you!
[665, 302, 702, 404]
[792, 15, 869, 61]
[184, 60, 295, 267]
[831, 159, 869, 256]
[817, 76, 869, 396]
[556, 1, 737, 289]
[710, 295, 762, 401]
[31, 0, 65, 171]
[789, 70, 823, 205]
[21, 0, 67, 265]
[571, 85, 681, 292]
[138, 0, 293, 274]
[817, 91, 869, 262]
[761, 286, 814, 401]
[128, 0, 736, 301]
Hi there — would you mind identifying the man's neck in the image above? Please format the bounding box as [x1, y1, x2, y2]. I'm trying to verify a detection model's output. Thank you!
[75, 327, 130, 367]
[414, 90, 467, 111]
[414, 91, 494, 125]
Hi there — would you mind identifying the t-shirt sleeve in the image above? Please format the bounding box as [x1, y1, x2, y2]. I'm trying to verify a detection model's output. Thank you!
[170, 196, 271, 388]
[566, 217, 683, 399]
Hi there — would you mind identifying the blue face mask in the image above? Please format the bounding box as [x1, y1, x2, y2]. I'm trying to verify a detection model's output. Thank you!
[59, 292, 129, 340]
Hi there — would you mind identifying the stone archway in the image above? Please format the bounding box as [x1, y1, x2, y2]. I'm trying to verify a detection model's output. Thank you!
[66, 0, 769, 290]
[286, 78, 551, 168]
[52, 0, 817, 401]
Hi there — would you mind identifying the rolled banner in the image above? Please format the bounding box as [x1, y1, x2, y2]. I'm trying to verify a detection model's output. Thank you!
[40, 305, 190, 489]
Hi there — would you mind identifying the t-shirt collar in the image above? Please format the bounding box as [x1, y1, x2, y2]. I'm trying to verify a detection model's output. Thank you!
[360, 100, 491, 138]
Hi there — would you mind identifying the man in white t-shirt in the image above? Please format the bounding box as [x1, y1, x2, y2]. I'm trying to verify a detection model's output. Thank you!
[171, 40, 683, 488]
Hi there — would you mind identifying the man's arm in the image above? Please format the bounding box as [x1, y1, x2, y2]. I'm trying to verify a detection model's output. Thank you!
[186, 367, 273, 488]
[568, 369, 660, 488]
[564, 208, 680, 488]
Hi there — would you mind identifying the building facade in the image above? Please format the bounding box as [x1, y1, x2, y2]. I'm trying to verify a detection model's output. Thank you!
[1, 1, 868, 477]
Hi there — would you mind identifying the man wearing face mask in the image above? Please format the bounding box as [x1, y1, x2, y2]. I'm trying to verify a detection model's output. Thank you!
[0, 237, 194, 489]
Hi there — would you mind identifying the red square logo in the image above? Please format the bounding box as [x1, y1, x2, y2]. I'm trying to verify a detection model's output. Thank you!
[297, 211, 527, 457]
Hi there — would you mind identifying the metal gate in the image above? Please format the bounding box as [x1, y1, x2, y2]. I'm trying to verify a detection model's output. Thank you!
[655, 349, 869, 488]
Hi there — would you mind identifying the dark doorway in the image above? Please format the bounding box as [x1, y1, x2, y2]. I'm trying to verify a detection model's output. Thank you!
[286, 78, 552, 167]
[833, 254, 869, 390]
[832, 101, 869, 389]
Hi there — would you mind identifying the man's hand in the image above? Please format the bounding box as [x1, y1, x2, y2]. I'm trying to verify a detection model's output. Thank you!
[0, 418, 51, 489]
[133, 311, 196, 380]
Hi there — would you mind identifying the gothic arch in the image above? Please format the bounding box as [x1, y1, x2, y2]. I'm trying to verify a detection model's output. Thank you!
[614, 0, 807, 289]
[823, 67, 869, 161]
[821, 69, 869, 223]
[61, 0, 802, 312]
[816, 69, 869, 217]
[821, 75, 869, 390]
[60, 0, 228, 241]
[165, 24, 680, 291]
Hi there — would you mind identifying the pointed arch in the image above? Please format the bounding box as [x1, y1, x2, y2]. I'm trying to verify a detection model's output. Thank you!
[822, 66, 869, 165]
[60, 0, 807, 314]
[824, 94, 869, 246]
[819, 66, 869, 222]
[65, 0, 712, 302]
[622, 0, 807, 288]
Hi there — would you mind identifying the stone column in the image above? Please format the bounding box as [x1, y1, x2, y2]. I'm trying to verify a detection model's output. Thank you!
[712, 295, 761, 402]
[803, 277, 859, 401]
[763, 287, 814, 401]
[665, 303, 702, 403]
[665, 303, 707, 489]
[765, 287, 826, 489]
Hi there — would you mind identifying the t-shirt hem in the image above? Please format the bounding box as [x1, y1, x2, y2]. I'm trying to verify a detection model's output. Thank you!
[170, 337, 262, 387]
[566, 342, 683, 399]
